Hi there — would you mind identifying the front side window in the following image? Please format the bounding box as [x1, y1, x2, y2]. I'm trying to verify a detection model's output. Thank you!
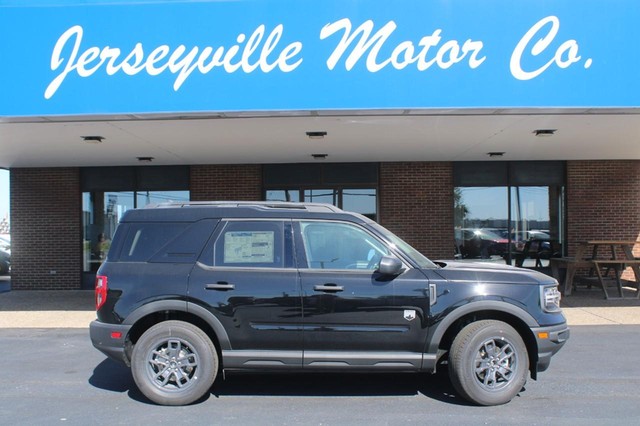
[214, 221, 285, 268]
[299, 221, 388, 270]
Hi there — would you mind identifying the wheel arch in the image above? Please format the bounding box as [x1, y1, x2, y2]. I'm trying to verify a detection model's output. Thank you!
[427, 301, 539, 377]
[122, 300, 230, 365]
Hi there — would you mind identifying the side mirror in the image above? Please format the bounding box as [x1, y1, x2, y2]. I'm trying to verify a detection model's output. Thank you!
[377, 255, 404, 276]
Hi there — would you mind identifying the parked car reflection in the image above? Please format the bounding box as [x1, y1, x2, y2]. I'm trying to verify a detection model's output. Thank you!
[511, 230, 551, 251]
[455, 228, 509, 259]
[0, 236, 10, 275]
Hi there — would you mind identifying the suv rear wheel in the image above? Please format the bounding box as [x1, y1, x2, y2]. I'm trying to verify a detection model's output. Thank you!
[448, 320, 529, 406]
[131, 320, 218, 405]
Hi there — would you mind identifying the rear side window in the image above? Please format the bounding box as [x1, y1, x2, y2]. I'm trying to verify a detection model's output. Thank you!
[119, 223, 187, 262]
[214, 221, 284, 268]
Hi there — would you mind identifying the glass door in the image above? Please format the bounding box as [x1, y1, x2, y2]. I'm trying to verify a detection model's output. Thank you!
[510, 186, 564, 268]
[454, 187, 509, 261]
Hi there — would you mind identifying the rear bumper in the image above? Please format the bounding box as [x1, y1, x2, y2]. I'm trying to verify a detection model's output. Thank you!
[532, 322, 570, 373]
[89, 320, 132, 366]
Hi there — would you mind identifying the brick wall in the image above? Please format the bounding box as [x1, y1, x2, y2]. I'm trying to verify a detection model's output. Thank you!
[190, 164, 262, 201]
[379, 162, 454, 260]
[10, 168, 81, 290]
[567, 160, 640, 253]
[567, 160, 640, 279]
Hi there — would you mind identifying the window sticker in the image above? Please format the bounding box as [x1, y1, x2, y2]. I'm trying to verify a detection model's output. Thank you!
[224, 231, 275, 263]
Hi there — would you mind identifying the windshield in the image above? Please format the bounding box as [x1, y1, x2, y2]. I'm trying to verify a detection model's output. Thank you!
[368, 223, 438, 269]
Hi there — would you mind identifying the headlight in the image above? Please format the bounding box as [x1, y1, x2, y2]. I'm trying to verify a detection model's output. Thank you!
[541, 284, 562, 313]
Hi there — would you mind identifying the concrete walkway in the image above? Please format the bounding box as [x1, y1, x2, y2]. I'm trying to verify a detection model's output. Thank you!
[1, 285, 639, 328]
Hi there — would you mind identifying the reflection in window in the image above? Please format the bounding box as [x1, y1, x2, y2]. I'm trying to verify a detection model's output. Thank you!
[82, 190, 189, 272]
[343, 189, 377, 220]
[135, 191, 189, 207]
[454, 186, 564, 267]
[510, 186, 564, 268]
[454, 187, 508, 261]
[265, 188, 377, 221]
[265, 190, 300, 203]
[304, 189, 338, 205]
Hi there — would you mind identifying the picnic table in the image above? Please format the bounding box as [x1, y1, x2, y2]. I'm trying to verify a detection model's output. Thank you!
[550, 240, 640, 299]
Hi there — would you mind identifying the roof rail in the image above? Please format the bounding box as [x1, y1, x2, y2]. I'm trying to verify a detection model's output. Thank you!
[147, 201, 344, 213]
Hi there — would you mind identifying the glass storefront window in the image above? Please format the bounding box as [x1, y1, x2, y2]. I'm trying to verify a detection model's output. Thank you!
[453, 161, 566, 268]
[454, 187, 509, 261]
[454, 185, 564, 267]
[509, 186, 564, 268]
[82, 190, 189, 272]
[263, 163, 378, 220]
[342, 189, 377, 220]
[136, 190, 190, 207]
[265, 190, 300, 202]
[304, 189, 338, 205]
[265, 188, 377, 221]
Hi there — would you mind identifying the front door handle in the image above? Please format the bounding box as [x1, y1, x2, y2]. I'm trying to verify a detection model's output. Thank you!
[314, 284, 344, 293]
[205, 282, 235, 291]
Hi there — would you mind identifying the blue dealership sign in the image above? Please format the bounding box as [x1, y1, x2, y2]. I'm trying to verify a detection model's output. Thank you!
[0, 0, 639, 116]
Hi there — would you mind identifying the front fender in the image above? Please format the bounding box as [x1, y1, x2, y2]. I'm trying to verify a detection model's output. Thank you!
[425, 300, 538, 356]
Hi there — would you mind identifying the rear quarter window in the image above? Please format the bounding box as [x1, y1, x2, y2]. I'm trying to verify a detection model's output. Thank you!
[119, 223, 187, 262]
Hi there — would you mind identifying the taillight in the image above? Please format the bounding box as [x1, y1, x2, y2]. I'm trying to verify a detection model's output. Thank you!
[95, 275, 108, 310]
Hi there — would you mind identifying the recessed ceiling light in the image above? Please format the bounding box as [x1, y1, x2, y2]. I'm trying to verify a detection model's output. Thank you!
[311, 153, 328, 160]
[533, 129, 557, 137]
[306, 131, 328, 140]
[137, 156, 154, 163]
[82, 136, 105, 143]
[487, 152, 505, 157]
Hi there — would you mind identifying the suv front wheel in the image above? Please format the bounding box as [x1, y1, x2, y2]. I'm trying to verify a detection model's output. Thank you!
[448, 320, 529, 406]
[131, 320, 218, 405]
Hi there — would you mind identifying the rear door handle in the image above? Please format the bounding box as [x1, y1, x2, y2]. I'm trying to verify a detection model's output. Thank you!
[205, 282, 235, 291]
[314, 284, 344, 293]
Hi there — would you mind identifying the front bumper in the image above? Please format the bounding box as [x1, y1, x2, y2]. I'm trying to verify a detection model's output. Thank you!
[89, 320, 132, 366]
[532, 322, 570, 374]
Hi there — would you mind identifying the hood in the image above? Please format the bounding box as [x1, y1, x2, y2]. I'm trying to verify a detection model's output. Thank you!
[432, 260, 557, 286]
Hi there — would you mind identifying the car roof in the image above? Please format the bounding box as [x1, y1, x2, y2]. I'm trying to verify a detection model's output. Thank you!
[119, 201, 371, 223]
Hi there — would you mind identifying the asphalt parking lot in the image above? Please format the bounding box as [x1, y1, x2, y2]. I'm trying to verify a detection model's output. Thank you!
[2, 278, 640, 424]
[1, 325, 640, 425]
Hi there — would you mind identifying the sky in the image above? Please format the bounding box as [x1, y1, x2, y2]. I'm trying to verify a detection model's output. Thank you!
[0, 170, 9, 222]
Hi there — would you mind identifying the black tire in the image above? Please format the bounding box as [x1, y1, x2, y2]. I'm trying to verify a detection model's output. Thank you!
[131, 320, 218, 406]
[449, 320, 529, 406]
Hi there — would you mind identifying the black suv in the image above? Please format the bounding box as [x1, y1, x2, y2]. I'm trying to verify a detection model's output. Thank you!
[90, 202, 569, 406]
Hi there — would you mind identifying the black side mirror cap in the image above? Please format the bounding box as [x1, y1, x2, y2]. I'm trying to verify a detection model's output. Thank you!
[378, 255, 404, 276]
